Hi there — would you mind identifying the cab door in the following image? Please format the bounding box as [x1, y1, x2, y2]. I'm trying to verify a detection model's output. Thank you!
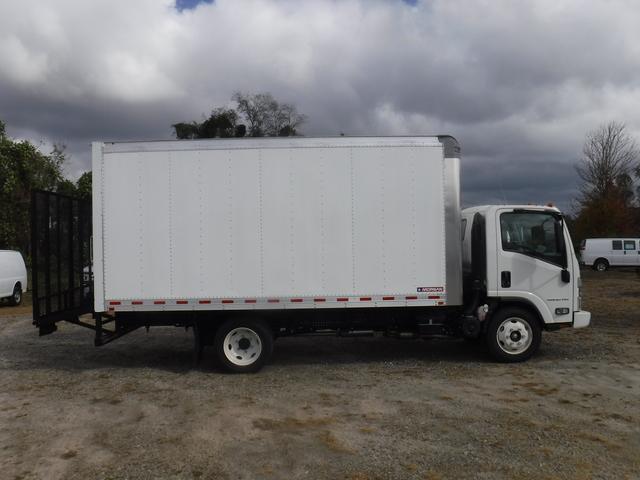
[496, 209, 573, 323]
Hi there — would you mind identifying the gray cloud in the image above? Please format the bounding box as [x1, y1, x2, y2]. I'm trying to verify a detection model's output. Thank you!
[1, 0, 640, 214]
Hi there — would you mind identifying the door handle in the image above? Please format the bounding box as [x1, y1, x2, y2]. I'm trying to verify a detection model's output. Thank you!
[501, 271, 511, 288]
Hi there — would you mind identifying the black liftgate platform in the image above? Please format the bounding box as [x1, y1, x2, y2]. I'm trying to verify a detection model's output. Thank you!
[31, 190, 93, 335]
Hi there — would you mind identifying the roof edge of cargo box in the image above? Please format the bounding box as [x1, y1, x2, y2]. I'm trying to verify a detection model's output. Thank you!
[96, 136, 461, 157]
[437, 135, 461, 159]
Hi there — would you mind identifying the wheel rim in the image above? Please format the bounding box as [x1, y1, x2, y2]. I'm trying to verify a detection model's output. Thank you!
[13, 289, 21, 303]
[596, 262, 606, 271]
[496, 317, 533, 355]
[223, 327, 262, 366]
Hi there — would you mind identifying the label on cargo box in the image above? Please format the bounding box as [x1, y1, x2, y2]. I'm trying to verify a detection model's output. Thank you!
[417, 287, 444, 293]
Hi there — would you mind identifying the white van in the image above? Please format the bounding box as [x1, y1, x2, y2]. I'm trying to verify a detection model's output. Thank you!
[0, 250, 27, 305]
[580, 238, 640, 271]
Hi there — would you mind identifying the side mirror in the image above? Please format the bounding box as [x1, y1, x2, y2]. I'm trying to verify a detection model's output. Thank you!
[561, 269, 570, 283]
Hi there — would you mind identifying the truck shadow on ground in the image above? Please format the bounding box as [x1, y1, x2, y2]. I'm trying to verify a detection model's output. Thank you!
[268, 336, 488, 367]
[4, 315, 586, 373]
[3, 324, 544, 373]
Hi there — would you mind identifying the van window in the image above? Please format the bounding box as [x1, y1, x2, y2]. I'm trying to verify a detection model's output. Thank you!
[624, 240, 636, 250]
[612, 240, 622, 250]
[500, 211, 566, 267]
[461, 218, 467, 241]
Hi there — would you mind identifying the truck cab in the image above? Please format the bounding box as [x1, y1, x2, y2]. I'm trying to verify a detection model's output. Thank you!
[461, 205, 590, 361]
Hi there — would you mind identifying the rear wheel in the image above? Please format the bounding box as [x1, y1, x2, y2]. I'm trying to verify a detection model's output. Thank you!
[593, 258, 609, 271]
[9, 284, 22, 306]
[486, 307, 541, 362]
[214, 318, 273, 373]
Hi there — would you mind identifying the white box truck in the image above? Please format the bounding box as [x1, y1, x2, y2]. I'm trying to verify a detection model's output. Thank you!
[30, 136, 590, 372]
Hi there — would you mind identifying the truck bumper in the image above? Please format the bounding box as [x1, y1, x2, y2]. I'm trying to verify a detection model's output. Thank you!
[573, 310, 591, 329]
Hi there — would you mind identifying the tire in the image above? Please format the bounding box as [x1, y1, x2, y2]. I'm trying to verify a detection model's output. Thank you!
[593, 259, 609, 272]
[9, 284, 22, 306]
[485, 307, 541, 363]
[214, 318, 273, 373]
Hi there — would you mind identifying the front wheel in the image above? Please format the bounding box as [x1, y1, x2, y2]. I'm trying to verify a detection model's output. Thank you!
[9, 284, 22, 306]
[486, 307, 541, 362]
[593, 259, 609, 272]
[214, 318, 273, 373]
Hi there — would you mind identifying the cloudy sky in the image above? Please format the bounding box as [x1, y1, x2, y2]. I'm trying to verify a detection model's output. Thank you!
[2, 0, 640, 212]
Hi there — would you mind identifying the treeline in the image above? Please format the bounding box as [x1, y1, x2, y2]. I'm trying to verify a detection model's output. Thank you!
[172, 92, 307, 139]
[0, 120, 90, 258]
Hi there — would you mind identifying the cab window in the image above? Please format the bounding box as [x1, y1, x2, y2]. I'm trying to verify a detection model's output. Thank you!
[500, 211, 566, 267]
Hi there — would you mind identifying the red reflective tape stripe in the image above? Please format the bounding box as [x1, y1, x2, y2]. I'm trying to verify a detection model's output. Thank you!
[108, 307, 114, 311]
[291, 298, 303, 303]
[222, 299, 234, 304]
[337, 297, 349, 302]
[176, 300, 188, 305]
[268, 299, 280, 303]
[109, 301, 121, 305]
[199, 300, 211, 304]
[131, 301, 143, 305]
[428, 295, 440, 299]
[405, 296, 417, 300]
[245, 299, 257, 304]
[314, 298, 326, 302]
[382, 296, 395, 301]
[438, 301, 445, 305]
[154, 300, 166, 305]
[360, 297, 372, 301]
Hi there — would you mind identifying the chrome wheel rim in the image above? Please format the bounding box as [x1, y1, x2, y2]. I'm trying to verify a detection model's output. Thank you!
[223, 327, 262, 366]
[13, 289, 21, 303]
[596, 262, 606, 271]
[496, 317, 533, 355]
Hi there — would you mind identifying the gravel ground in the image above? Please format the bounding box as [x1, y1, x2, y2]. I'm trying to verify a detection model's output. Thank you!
[1, 271, 639, 480]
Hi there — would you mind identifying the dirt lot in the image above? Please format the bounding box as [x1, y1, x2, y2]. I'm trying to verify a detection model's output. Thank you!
[1, 272, 639, 480]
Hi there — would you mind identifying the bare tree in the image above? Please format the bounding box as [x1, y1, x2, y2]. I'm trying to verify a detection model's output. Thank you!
[574, 122, 640, 238]
[576, 121, 639, 203]
[233, 92, 306, 136]
[232, 92, 277, 137]
[275, 103, 307, 136]
[172, 92, 307, 139]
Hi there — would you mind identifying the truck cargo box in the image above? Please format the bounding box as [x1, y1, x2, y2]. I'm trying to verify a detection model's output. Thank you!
[91, 136, 462, 313]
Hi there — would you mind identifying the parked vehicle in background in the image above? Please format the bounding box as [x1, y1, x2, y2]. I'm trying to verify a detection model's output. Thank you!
[0, 250, 27, 306]
[580, 238, 640, 271]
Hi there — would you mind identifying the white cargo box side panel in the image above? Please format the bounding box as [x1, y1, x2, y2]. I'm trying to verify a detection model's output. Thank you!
[351, 146, 445, 293]
[96, 138, 450, 308]
[200, 149, 262, 297]
[260, 147, 354, 296]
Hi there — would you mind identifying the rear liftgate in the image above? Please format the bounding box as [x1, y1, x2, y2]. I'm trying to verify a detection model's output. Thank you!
[31, 190, 94, 335]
